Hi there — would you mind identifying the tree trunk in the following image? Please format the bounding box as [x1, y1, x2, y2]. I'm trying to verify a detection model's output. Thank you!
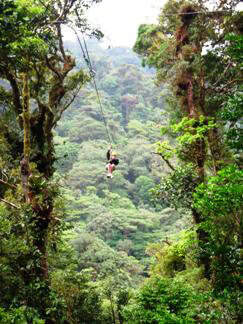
[21, 73, 31, 203]
[21, 73, 54, 317]
[110, 295, 117, 324]
[208, 127, 224, 174]
[192, 208, 210, 279]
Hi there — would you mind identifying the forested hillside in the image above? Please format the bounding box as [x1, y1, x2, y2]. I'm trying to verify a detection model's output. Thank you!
[53, 39, 189, 300]
[0, 0, 242, 323]
[55, 39, 188, 248]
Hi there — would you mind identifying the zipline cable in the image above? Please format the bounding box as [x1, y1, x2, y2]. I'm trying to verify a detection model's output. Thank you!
[81, 34, 113, 146]
[163, 10, 235, 16]
[69, 17, 113, 146]
[62, 8, 237, 145]
[77, 11, 237, 145]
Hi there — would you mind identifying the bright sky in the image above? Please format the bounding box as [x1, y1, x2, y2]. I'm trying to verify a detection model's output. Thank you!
[87, 0, 166, 47]
[63, 0, 243, 48]
[63, 0, 166, 47]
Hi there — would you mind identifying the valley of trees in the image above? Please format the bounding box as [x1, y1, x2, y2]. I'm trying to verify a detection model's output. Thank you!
[0, 0, 242, 323]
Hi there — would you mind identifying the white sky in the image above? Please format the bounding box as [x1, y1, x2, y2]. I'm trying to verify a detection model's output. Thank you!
[63, 0, 243, 48]
[87, 0, 166, 47]
[63, 0, 166, 47]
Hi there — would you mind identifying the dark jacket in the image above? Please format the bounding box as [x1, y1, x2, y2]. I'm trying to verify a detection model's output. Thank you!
[107, 149, 119, 166]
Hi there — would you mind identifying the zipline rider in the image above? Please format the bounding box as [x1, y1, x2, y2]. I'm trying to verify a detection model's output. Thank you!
[106, 147, 119, 178]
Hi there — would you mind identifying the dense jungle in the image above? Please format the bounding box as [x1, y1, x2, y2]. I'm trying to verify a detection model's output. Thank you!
[0, 0, 242, 323]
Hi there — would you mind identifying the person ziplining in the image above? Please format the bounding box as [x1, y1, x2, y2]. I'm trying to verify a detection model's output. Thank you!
[72, 8, 232, 180]
[106, 147, 119, 178]
[72, 12, 120, 179]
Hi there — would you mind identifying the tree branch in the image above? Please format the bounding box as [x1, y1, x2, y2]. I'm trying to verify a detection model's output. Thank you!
[5, 71, 23, 116]
[0, 178, 16, 189]
[153, 152, 175, 171]
[208, 78, 241, 93]
[162, 238, 172, 245]
[0, 198, 19, 209]
[213, 62, 232, 87]
[21, 73, 31, 204]
[56, 24, 67, 61]
[55, 83, 82, 122]
[45, 56, 62, 80]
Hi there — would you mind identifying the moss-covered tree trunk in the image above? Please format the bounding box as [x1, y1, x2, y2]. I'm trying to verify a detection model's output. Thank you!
[173, 6, 211, 276]
[21, 72, 31, 204]
[134, 1, 238, 277]
[0, 2, 90, 320]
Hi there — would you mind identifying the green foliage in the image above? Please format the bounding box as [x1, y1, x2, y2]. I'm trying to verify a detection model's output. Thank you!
[123, 277, 196, 324]
[0, 0, 104, 322]
[51, 270, 104, 324]
[172, 117, 216, 146]
[0, 306, 44, 324]
[0, 0, 49, 68]
[130, 3, 243, 323]
[134, 175, 156, 205]
[147, 230, 197, 278]
[133, 24, 173, 72]
[194, 165, 242, 291]
[71, 232, 143, 282]
[63, 187, 187, 262]
[220, 91, 243, 152]
[54, 137, 81, 173]
[194, 165, 242, 216]
[219, 32, 243, 154]
[226, 33, 243, 63]
[124, 228, 242, 323]
[3, 0, 242, 322]
[155, 140, 176, 160]
[152, 164, 198, 210]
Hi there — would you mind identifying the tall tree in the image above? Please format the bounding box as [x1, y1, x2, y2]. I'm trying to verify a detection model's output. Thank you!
[0, 0, 101, 321]
[134, 0, 242, 277]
